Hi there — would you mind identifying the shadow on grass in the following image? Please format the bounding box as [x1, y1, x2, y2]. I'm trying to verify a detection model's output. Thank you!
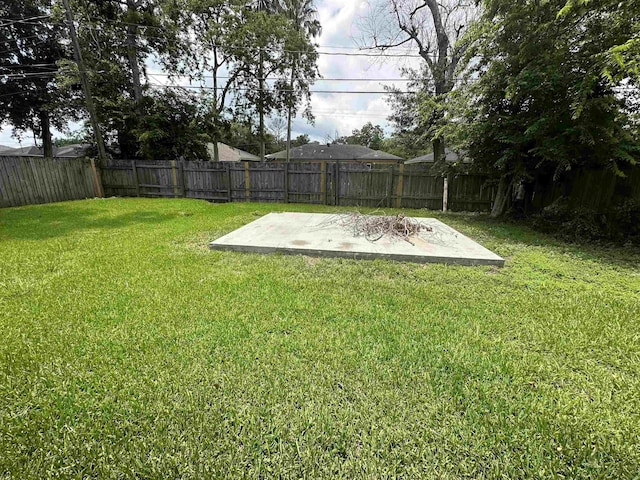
[455, 213, 640, 270]
[0, 203, 172, 241]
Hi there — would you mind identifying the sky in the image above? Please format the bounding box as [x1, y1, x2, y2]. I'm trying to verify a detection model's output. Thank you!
[0, 0, 424, 148]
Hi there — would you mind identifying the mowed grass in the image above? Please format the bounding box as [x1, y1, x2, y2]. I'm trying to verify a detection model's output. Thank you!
[0, 198, 639, 479]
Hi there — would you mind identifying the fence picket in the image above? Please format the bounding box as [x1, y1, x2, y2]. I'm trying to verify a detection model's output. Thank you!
[0, 156, 560, 212]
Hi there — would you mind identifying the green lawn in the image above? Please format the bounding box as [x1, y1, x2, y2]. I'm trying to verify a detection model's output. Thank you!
[1, 198, 639, 479]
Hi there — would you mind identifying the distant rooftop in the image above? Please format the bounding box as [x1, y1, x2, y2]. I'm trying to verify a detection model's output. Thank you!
[357, 150, 404, 161]
[0, 144, 89, 157]
[267, 143, 403, 162]
[405, 148, 469, 164]
[207, 142, 260, 162]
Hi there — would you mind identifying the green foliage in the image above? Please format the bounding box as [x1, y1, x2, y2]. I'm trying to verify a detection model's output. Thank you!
[380, 136, 430, 160]
[291, 133, 310, 147]
[53, 129, 90, 147]
[131, 89, 213, 159]
[58, 0, 321, 158]
[337, 122, 385, 150]
[228, 6, 319, 122]
[221, 120, 279, 155]
[557, 0, 640, 84]
[459, 0, 639, 204]
[532, 197, 640, 243]
[1, 199, 639, 477]
[385, 67, 444, 159]
[0, 0, 73, 149]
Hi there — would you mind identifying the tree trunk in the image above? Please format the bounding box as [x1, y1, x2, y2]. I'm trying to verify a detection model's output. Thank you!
[40, 110, 53, 158]
[62, 0, 107, 165]
[126, 1, 143, 105]
[286, 55, 297, 163]
[432, 137, 445, 163]
[430, 75, 448, 162]
[286, 92, 293, 163]
[491, 175, 512, 217]
[213, 141, 220, 162]
[259, 48, 265, 161]
[212, 45, 220, 162]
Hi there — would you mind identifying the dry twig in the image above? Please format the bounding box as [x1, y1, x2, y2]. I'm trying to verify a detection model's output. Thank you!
[329, 212, 433, 243]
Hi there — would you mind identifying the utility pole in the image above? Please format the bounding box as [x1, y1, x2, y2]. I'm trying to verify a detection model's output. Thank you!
[258, 0, 266, 161]
[286, 54, 296, 163]
[259, 49, 265, 161]
[62, 0, 107, 169]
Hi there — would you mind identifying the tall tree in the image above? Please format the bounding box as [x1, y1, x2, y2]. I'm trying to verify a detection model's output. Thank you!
[461, 0, 639, 216]
[384, 65, 437, 158]
[161, 0, 246, 161]
[58, 0, 184, 157]
[160, 0, 319, 161]
[337, 122, 386, 150]
[229, 2, 319, 159]
[132, 88, 213, 160]
[558, 0, 640, 86]
[359, 0, 479, 161]
[0, 0, 68, 156]
[278, 0, 321, 162]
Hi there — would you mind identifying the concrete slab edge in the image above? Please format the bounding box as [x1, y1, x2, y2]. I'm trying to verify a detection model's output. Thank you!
[209, 242, 505, 267]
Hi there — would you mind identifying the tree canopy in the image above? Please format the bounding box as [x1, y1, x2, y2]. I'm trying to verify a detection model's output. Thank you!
[446, 0, 640, 215]
[0, 0, 71, 156]
[2, 0, 321, 160]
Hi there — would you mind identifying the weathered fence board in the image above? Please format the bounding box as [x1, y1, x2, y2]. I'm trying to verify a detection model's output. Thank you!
[448, 174, 496, 212]
[100, 159, 496, 211]
[0, 156, 505, 212]
[0, 156, 98, 208]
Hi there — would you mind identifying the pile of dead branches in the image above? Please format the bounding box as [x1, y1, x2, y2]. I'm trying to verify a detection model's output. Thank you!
[334, 212, 432, 242]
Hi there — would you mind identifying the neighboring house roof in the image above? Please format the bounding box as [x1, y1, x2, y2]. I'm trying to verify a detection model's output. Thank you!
[207, 142, 260, 162]
[0, 144, 89, 157]
[0, 145, 19, 155]
[0, 145, 36, 156]
[55, 144, 91, 157]
[405, 148, 469, 164]
[356, 150, 404, 161]
[266, 142, 403, 161]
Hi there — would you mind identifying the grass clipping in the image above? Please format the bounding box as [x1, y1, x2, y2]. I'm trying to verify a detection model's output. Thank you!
[333, 212, 432, 244]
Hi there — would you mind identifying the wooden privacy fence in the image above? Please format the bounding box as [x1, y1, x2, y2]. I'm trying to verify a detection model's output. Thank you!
[100, 159, 497, 211]
[5, 156, 638, 212]
[0, 156, 101, 208]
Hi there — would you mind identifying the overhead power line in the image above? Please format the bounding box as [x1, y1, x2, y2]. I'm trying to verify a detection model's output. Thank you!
[146, 81, 417, 94]
[0, 71, 59, 79]
[0, 37, 52, 56]
[0, 87, 49, 99]
[1, 16, 435, 58]
[0, 63, 58, 69]
[0, 14, 51, 28]
[146, 72, 456, 82]
[0, 66, 464, 87]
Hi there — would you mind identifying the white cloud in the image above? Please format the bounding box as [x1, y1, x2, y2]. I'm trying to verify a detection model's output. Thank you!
[289, 0, 423, 141]
[1, 1, 426, 148]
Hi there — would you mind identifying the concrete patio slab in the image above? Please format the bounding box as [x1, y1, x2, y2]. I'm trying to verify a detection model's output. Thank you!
[209, 212, 504, 266]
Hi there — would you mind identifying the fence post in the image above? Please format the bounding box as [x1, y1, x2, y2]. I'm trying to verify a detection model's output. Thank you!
[320, 161, 327, 205]
[443, 175, 449, 212]
[225, 162, 232, 202]
[244, 161, 251, 202]
[179, 160, 186, 197]
[334, 162, 340, 206]
[131, 159, 140, 197]
[171, 160, 179, 197]
[395, 163, 404, 208]
[89, 157, 104, 198]
[386, 165, 394, 208]
[283, 162, 289, 203]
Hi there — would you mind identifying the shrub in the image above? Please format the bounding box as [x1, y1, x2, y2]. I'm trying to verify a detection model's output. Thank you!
[532, 197, 640, 244]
